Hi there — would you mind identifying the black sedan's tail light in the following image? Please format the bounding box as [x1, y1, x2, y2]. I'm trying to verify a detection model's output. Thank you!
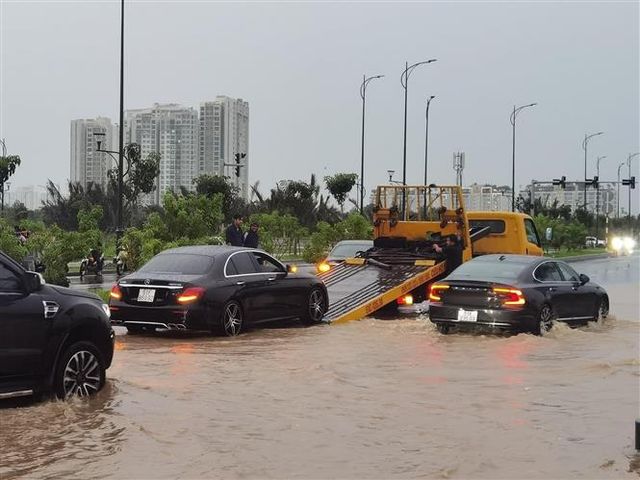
[428, 283, 449, 303]
[176, 287, 205, 304]
[110, 284, 123, 301]
[492, 287, 526, 307]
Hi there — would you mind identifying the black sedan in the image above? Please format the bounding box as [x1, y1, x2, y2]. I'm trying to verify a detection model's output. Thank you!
[109, 246, 329, 336]
[0, 251, 115, 400]
[428, 254, 609, 335]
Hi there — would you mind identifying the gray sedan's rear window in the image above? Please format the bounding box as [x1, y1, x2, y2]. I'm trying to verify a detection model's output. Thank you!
[447, 260, 524, 281]
[139, 254, 214, 275]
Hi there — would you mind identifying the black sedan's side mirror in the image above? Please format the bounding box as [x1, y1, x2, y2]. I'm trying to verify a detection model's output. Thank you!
[26, 271, 44, 292]
[579, 273, 590, 285]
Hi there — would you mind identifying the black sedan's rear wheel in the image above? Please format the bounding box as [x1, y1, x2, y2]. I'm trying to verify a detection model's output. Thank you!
[436, 323, 450, 335]
[220, 300, 243, 336]
[535, 304, 555, 336]
[301, 288, 326, 324]
[54, 341, 106, 399]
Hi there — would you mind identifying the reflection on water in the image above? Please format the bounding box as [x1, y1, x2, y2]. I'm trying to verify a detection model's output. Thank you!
[1, 256, 638, 479]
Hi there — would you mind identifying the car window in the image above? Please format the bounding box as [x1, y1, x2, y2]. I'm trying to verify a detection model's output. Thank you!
[251, 252, 284, 273]
[230, 253, 257, 275]
[330, 243, 372, 258]
[224, 259, 238, 276]
[139, 253, 214, 275]
[0, 263, 22, 292]
[469, 219, 506, 234]
[447, 259, 525, 282]
[524, 219, 541, 247]
[534, 262, 563, 282]
[557, 262, 579, 282]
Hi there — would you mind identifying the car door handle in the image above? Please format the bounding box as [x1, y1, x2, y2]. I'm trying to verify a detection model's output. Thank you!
[267, 277, 276, 282]
[548, 287, 556, 292]
[236, 281, 245, 286]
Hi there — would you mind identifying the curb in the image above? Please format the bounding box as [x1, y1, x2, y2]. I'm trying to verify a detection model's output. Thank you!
[557, 253, 612, 263]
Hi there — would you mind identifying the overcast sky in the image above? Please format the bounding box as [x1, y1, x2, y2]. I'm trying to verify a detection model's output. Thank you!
[1, 1, 638, 211]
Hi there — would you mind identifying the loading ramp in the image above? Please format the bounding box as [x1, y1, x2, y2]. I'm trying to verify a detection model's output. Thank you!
[319, 252, 447, 324]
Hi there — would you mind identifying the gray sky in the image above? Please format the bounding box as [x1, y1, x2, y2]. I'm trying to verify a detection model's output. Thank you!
[1, 1, 639, 212]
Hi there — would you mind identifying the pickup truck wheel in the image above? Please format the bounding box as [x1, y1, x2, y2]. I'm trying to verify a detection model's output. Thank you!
[436, 323, 450, 334]
[54, 341, 106, 399]
[301, 288, 326, 325]
[535, 304, 554, 336]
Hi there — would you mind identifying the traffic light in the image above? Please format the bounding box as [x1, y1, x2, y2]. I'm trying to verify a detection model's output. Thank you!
[586, 176, 599, 188]
[622, 176, 636, 189]
[552, 176, 567, 189]
[234, 153, 246, 178]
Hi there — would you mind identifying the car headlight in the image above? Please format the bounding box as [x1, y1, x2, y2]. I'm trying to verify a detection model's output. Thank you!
[317, 262, 331, 273]
[623, 237, 636, 250]
[611, 237, 623, 250]
[101, 303, 111, 319]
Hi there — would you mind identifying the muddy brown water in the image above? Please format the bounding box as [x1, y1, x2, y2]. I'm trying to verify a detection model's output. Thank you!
[1, 255, 639, 479]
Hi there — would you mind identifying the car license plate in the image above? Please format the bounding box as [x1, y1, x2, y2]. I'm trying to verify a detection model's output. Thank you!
[137, 289, 155, 302]
[457, 309, 478, 322]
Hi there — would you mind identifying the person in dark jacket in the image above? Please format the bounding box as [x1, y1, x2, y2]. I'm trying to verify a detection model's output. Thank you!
[225, 214, 244, 247]
[433, 234, 463, 275]
[243, 222, 260, 248]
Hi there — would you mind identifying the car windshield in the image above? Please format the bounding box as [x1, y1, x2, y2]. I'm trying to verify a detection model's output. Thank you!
[447, 259, 525, 282]
[138, 253, 214, 275]
[330, 243, 372, 258]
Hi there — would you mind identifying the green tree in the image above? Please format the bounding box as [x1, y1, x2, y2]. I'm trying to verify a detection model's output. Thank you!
[324, 173, 358, 212]
[193, 174, 243, 222]
[302, 213, 372, 263]
[248, 211, 308, 257]
[0, 153, 21, 214]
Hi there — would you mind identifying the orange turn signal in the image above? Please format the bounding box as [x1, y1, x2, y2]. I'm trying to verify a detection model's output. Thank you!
[177, 287, 205, 304]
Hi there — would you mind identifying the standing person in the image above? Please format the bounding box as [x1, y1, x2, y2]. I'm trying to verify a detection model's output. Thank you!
[244, 222, 260, 248]
[225, 214, 244, 247]
[433, 234, 463, 275]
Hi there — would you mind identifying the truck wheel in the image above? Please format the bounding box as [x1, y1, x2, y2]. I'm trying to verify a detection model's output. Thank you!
[54, 341, 106, 399]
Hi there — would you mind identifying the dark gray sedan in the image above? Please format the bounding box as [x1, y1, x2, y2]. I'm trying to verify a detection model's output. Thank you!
[428, 255, 609, 335]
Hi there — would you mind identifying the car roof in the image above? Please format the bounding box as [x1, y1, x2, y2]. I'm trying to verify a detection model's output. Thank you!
[471, 254, 545, 265]
[159, 245, 256, 257]
[333, 240, 374, 245]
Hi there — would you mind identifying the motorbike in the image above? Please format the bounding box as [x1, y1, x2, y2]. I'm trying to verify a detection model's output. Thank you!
[80, 250, 104, 278]
[113, 250, 128, 276]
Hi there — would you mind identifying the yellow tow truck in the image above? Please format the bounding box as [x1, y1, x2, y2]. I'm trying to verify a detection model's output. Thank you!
[319, 184, 543, 324]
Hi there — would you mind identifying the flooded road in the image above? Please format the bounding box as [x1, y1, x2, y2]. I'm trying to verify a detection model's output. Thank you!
[2, 255, 639, 479]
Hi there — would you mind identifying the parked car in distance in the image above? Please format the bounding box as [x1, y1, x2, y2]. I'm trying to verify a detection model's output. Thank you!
[428, 254, 609, 335]
[0, 251, 114, 401]
[585, 236, 606, 248]
[109, 246, 329, 336]
[316, 240, 374, 273]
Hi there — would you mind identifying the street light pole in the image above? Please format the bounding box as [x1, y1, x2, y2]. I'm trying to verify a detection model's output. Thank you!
[617, 162, 625, 218]
[400, 59, 437, 217]
[628, 152, 640, 228]
[359, 74, 384, 215]
[595, 155, 606, 239]
[116, 0, 125, 247]
[424, 95, 435, 186]
[582, 131, 604, 210]
[509, 102, 537, 212]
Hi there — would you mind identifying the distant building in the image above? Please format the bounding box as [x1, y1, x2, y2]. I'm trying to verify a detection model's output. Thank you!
[199, 96, 250, 199]
[519, 181, 617, 215]
[70, 117, 116, 191]
[462, 184, 512, 211]
[5, 184, 55, 211]
[125, 104, 199, 205]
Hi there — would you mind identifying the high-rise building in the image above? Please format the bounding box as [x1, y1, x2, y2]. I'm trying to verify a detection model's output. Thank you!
[462, 184, 512, 211]
[5, 184, 55, 211]
[126, 103, 199, 205]
[519, 181, 618, 215]
[70, 117, 116, 191]
[199, 96, 250, 199]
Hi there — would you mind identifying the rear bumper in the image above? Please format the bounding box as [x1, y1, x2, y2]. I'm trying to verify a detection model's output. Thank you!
[109, 303, 208, 330]
[428, 304, 537, 332]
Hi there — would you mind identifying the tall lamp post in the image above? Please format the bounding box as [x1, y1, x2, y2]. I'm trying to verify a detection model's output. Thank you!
[423, 95, 435, 185]
[628, 152, 640, 227]
[582, 131, 604, 210]
[595, 155, 606, 239]
[400, 59, 436, 218]
[509, 102, 537, 212]
[359, 74, 384, 214]
[114, 0, 125, 248]
[617, 162, 625, 218]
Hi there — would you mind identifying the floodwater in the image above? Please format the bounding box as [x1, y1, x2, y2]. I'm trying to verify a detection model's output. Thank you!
[1, 255, 639, 479]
